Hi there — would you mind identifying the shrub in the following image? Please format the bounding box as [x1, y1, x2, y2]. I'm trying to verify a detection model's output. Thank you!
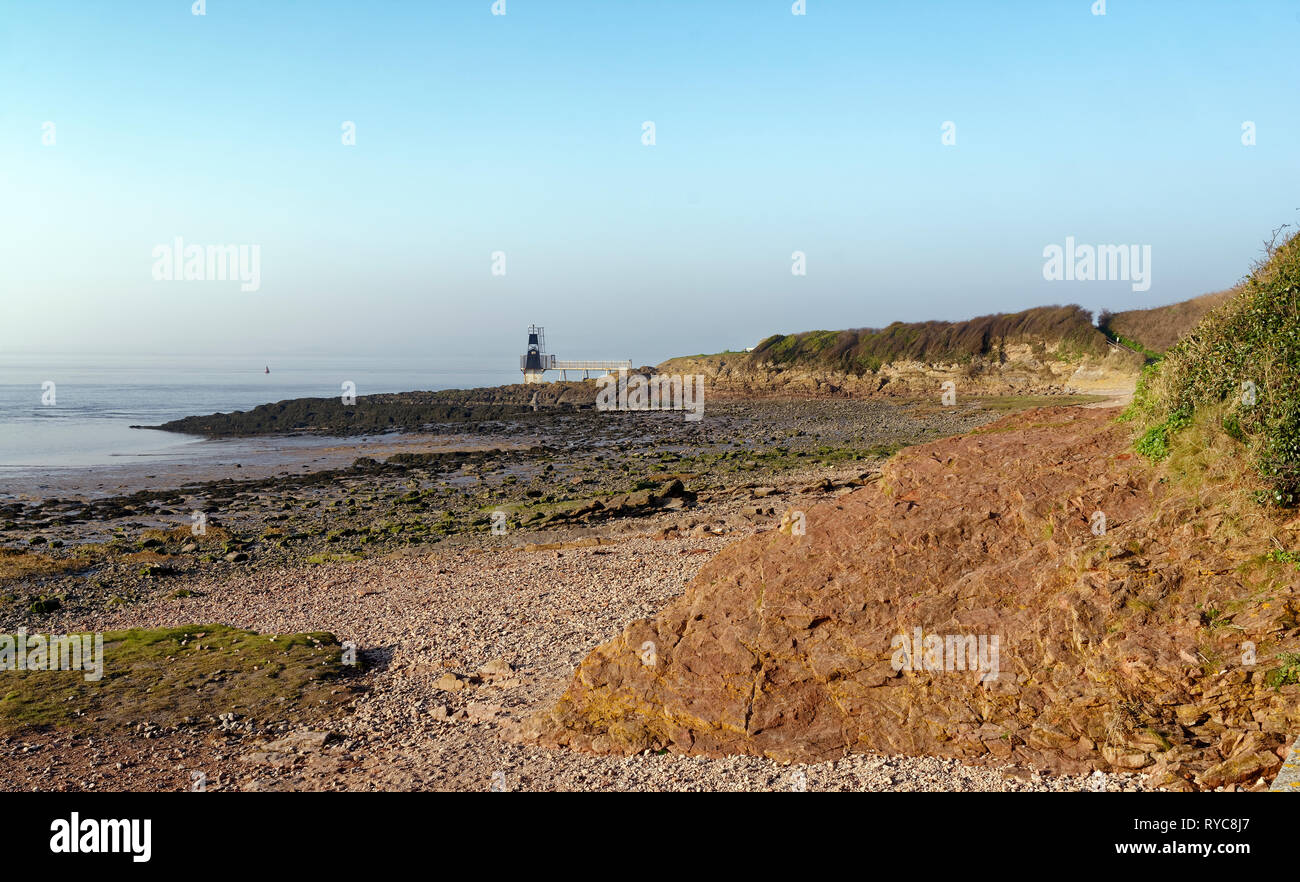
[1127, 229, 1300, 505]
[749, 305, 1108, 374]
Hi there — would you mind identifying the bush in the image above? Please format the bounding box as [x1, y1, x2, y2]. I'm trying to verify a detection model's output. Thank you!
[749, 305, 1108, 374]
[1127, 229, 1300, 505]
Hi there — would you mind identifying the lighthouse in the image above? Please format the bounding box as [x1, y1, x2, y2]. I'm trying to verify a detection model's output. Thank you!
[521, 325, 551, 383]
[519, 325, 631, 383]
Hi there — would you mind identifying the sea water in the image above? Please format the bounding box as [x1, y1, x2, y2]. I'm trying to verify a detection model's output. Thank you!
[0, 353, 514, 473]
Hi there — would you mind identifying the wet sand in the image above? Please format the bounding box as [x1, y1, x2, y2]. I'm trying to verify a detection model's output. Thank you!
[0, 432, 532, 500]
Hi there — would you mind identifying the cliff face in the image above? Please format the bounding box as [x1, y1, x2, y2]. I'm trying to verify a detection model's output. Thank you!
[660, 342, 1143, 399]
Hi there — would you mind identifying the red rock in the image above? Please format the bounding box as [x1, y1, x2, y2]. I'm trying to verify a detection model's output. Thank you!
[528, 407, 1300, 789]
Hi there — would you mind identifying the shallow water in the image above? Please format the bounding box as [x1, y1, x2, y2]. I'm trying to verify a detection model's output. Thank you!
[0, 353, 515, 473]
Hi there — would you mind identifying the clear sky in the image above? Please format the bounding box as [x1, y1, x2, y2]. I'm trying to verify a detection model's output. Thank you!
[2, 0, 1297, 367]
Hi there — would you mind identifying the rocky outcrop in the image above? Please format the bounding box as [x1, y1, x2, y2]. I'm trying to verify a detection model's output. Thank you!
[523, 407, 1300, 789]
[147, 382, 600, 437]
[659, 343, 1141, 400]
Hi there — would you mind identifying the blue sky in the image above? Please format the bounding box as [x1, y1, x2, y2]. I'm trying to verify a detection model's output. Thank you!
[2, 0, 1297, 367]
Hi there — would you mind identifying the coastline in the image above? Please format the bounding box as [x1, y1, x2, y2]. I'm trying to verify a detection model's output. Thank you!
[0, 390, 1157, 792]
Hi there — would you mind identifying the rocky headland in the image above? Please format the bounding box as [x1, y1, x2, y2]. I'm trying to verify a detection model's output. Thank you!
[659, 304, 1146, 400]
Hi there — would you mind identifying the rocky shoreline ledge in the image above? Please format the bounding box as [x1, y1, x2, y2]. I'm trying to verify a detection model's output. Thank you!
[140, 382, 600, 438]
[6, 398, 1042, 626]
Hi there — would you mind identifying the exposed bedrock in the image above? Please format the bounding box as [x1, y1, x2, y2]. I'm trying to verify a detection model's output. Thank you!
[521, 408, 1300, 790]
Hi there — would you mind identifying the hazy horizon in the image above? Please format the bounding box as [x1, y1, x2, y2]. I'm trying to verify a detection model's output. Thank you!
[5, 0, 1297, 368]
[0, 286, 1230, 364]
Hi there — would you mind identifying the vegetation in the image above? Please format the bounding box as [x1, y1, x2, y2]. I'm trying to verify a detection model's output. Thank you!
[1096, 317, 1163, 363]
[1127, 229, 1300, 506]
[1099, 289, 1236, 355]
[747, 305, 1108, 375]
[1265, 548, 1300, 570]
[0, 624, 355, 734]
[0, 548, 86, 584]
[1265, 651, 1300, 689]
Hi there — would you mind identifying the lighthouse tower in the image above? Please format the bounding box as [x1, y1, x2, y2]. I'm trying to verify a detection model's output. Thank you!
[519, 325, 631, 383]
[520, 325, 551, 383]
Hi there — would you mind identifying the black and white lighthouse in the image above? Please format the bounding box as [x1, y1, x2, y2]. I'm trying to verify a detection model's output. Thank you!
[520, 325, 551, 383]
[518, 325, 630, 383]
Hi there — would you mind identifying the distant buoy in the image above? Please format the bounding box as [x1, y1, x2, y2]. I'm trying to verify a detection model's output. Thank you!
[265, 366, 270, 374]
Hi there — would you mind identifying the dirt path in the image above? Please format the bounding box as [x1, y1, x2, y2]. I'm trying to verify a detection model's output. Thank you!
[1078, 384, 1136, 409]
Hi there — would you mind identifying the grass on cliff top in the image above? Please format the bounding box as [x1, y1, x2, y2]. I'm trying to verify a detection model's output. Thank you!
[748, 304, 1109, 375]
[1126, 228, 1300, 506]
[0, 624, 355, 734]
[1099, 289, 1236, 356]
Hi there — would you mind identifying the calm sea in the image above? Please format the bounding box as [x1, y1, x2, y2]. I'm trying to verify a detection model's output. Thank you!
[0, 354, 516, 472]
